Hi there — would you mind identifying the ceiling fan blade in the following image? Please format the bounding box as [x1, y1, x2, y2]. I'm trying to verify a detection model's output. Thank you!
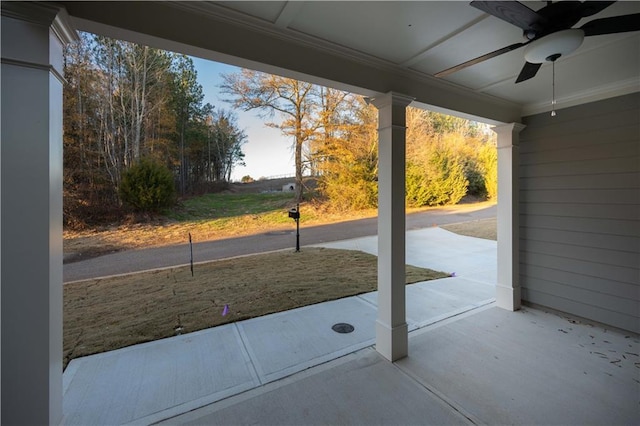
[470, 1, 544, 31]
[578, 1, 616, 18]
[435, 42, 526, 78]
[515, 62, 542, 84]
[580, 13, 640, 36]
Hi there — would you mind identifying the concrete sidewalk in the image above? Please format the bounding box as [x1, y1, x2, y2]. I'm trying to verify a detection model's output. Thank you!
[62, 228, 497, 425]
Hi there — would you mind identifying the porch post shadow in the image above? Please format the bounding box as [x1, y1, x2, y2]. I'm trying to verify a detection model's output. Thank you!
[493, 123, 526, 311]
[372, 92, 414, 361]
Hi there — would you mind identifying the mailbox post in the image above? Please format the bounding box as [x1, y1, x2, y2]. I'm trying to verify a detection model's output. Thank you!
[288, 203, 300, 252]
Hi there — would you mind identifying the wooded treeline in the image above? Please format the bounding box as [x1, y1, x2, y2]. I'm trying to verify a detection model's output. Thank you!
[63, 33, 246, 227]
[63, 34, 496, 228]
[222, 70, 497, 210]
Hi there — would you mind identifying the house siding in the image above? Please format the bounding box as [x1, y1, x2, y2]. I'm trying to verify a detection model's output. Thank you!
[519, 93, 640, 333]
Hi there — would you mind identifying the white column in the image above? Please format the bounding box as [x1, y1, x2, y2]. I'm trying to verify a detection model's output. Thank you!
[372, 92, 414, 361]
[492, 123, 526, 311]
[1, 3, 77, 424]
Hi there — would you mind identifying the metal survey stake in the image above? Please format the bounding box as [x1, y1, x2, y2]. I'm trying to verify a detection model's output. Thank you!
[189, 232, 194, 276]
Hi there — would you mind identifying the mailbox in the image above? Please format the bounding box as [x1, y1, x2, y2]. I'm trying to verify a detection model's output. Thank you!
[288, 205, 301, 252]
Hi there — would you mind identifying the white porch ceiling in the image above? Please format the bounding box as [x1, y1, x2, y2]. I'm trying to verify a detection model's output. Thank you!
[61, 1, 640, 120]
[213, 0, 640, 115]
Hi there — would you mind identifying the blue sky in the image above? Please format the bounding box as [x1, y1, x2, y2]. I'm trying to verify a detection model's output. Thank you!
[191, 57, 295, 181]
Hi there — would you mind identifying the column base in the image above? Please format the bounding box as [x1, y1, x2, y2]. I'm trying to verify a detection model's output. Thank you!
[496, 284, 521, 311]
[375, 320, 408, 361]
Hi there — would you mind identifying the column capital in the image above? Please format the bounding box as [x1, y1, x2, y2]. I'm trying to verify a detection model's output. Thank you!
[493, 122, 526, 148]
[492, 122, 526, 136]
[52, 8, 79, 45]
[371, 92, 414, 129]
[370, 92, 415, 110]
[2, 2, 78, 44]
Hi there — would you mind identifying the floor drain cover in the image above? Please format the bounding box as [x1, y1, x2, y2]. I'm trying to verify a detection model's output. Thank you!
[332, 323, 355, 334]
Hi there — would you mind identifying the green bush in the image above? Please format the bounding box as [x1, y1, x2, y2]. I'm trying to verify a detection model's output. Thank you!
[406, 149, 468, 207]
[463, 158, 485, 197]
[478, 143, 497, 199]
[119, 158, 176, 212]
[323, 179, 378, 211]
[320, 163, 378, 211]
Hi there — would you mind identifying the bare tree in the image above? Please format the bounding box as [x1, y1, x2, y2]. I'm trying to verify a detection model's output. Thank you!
[209, 110, 246, 182]
[221, 69, 319, 202]
[93, 37, 171, 186]
[306, 87, 351, 177]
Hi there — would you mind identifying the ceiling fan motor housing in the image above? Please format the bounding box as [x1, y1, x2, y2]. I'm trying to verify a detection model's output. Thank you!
[524, 29, 585, 63]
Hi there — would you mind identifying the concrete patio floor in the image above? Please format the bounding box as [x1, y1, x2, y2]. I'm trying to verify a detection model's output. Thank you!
[165, 305, 639, 426]
[61, 228, 639, 425]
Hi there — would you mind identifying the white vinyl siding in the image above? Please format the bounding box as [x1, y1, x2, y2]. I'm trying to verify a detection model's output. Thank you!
[519, 93, 640, 333]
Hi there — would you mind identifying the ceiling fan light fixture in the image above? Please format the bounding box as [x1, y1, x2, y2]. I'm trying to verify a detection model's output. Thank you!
[524, 29, 585, 63]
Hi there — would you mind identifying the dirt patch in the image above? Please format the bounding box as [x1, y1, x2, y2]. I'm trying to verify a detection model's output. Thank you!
[64, 247, 448, 368]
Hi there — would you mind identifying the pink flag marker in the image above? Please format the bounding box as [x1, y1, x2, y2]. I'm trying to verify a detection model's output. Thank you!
[222, 304, 229, 316]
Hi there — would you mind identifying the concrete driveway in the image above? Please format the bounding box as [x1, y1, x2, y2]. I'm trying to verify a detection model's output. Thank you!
[64, 202, 496, 282]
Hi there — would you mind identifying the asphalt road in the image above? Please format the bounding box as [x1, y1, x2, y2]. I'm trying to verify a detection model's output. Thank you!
[64, 202, 496, 282]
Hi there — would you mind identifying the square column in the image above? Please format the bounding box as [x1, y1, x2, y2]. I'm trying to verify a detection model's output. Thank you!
[492, 123, 526, 311]
[1, 3, 77, 424]
[372, 92, 414, 361]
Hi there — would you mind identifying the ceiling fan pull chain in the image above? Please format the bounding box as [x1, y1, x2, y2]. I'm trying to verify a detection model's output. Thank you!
[551, 59, 557, 117]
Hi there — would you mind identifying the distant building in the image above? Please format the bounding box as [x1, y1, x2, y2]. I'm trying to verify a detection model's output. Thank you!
[283, 183, 295, 192]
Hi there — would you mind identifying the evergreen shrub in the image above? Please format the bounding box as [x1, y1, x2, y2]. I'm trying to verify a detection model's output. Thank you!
[406, 148, 468, 207]
[119, 158, 176, 212]
[478, 143, 497, 199]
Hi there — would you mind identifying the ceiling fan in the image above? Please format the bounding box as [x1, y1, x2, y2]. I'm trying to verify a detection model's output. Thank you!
[435, 1, 640, 83]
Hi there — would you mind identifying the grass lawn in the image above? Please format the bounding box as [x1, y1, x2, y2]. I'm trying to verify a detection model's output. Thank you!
[441, 217, 496, 240]
[165, 192, 296, 221]
[63, 193, 495, 368]
[63, 192, 385, 261]
[64, 247, 448, 368]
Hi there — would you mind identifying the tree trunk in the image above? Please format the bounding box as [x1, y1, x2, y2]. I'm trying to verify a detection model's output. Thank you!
[295, 120, 303, 202]
[180, 121, 185, 196]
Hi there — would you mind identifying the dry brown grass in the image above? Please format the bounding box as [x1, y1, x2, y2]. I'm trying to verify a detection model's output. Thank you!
[441, 217, 496, 240]
[64, 247, 448, 368]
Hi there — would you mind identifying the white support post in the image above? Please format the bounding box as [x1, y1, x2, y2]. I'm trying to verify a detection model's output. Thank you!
[492, 123, 526, 311]
[1, 3, 77, 424]
[372, 92, 414, 361]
